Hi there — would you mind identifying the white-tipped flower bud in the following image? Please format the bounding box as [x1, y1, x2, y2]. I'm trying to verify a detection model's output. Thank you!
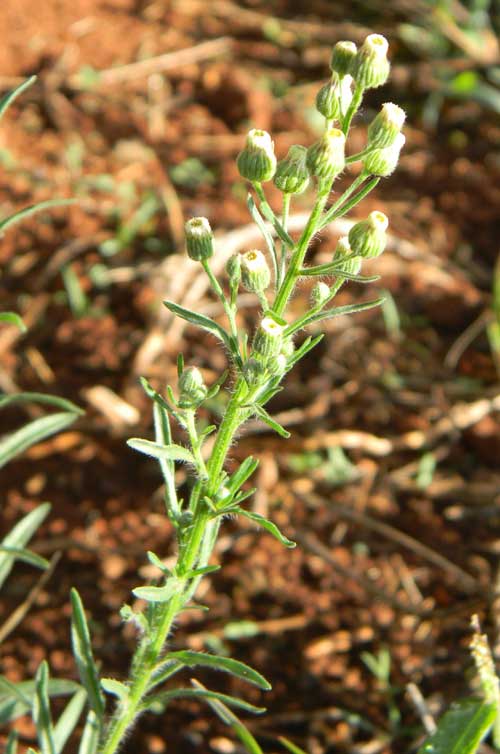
[367, 103, 406, 149]
[333, 236, 362, 275]
[316, 76, 341, 120]
[351, 34, 390, 90]
[178, 366, 207, 408]
[237, 129, 277, 183]
[185, 217, 214, 261]
[306, 128, 346, 181]
[310, 281, 331, 308]
[226, 254, 241, 284]
[273, 145, 310, 195]
[280, 339, 295, 359]
[267, 353, 288, 377]
[252, 316, 284, 363]
[240, 249, 271, 294]
[363, 133, 405, 177]
[339, 74, 354, 114]
[243, 357, 266, 386]
[348, 211, 388, 259]
[330, 41, 357, 77]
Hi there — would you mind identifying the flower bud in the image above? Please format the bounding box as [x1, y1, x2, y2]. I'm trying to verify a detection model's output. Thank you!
[267, 353, 288, 377]
[310, 281, 331, 308]
[226, 254, 241, 285]
[306, 128, 345, 181]
[280, 339, 295, 359]
[330, 40, 357, 77]
[339, 75, 354, 115]
[185, 217, 214, 261]
[243, 357, 266, 386]
[333, 236, 362, 275]
[178, 366, 207, 408]
[351, 34, 390, 90]
[363, 133, 405, 177]
[315, 76, 341, 120]
[240, 249, 271, 293]
[273, 145, 310, 195]
[252, 316, 284, 363]
[348, 211, 388, 259]
[367, 103, 406, 149]
[237, 128, 277, 183]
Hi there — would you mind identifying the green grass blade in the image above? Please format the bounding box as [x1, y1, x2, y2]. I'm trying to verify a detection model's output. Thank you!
[0, 76, 36, 120]
[417, 698, 497, 754]
[33, 662, 56, 754]
[70, 589, 105, 721]
[53, 688, 87, 754]
[0, 411, 79, 469]
[279, 737, 309, 754]
[78, 710, 100, 754]
[0, 391, 83, 413]
[0, 312, 26, 332]
[0, 503, 51, 589]
[6, 730, 18, 754]
[0, 546, 49, 571]
[0, 199, 75, 235]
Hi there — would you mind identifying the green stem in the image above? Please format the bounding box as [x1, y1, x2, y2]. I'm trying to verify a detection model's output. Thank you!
[319, 175, 379, 231]
[342, 82, 364, 135]
[272, 180, 332, 317]
[279, 193, 291, 288]
[202, 260, 240, 361]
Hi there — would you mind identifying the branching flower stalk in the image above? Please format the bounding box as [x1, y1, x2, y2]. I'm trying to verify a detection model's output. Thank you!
[95, 33, 407, 754]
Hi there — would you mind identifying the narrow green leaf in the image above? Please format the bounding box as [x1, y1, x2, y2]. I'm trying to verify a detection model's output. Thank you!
[100, 679, 129, 702]
[0, 312, 26, 332]
[252, 404, 290, 438]
[142, 686, 265, 715]
[286, 297, 385, 336]
[0, 391, 83, 413]
[33, 662, 56, 754]
[299, 264, 379, 283]
[70, 589, 104, 720]
[0, 678, 80, 725]
[146, 551, 171, 574]
[417, 698, 497, 754]
[127, 438, 196, 466]
[259, 201, 294, 248]
[0, 199, 75, 235]
[132, 576, 182, 603]
[319, 177, 380, 229]
[164, 301, 232, 350]
[286, 334, 323, 369]
[78, 710, 100, 754]
[191, 679, 264, 754]
[6, 731, 18, 754]
[279, 737, 309, 754]
[0, 411, 80, 469]
[232, 507, 296, 548]
[152, 400, 180, 518]
[166, 651, 270, 690]
[0, 546, 49, 571]
[225, 457, 259, 497]
[186, 564, 221, 578]
[53, 688, 87, 754]
[0, 76, 36, 120]
[0, 676, 31, 707]
[0, 503, 51, 589]
[247, 194, 278, 284]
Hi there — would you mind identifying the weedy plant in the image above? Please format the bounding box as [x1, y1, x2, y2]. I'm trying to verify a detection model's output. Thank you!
[2, 34, 499, 754]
